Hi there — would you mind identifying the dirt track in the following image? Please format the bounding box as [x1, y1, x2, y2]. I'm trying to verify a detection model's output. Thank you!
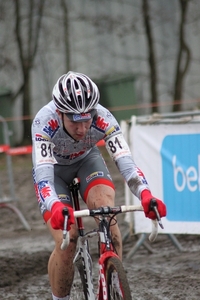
[0, 151, 200, 299]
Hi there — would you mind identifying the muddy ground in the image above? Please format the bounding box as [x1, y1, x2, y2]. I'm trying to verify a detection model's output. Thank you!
[0, 149, 200, 300]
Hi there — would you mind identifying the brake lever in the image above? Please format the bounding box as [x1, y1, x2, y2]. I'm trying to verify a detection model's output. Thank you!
[150, 199, 164, 229]
[62, 207, 69, 239]
[60, 208, 70, 250]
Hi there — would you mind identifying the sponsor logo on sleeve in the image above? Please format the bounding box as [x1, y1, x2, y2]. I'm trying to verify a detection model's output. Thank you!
[136, 167, 148, 185]
[42, 119, 59, 138]
[33, 118, 41, 126]
[35, 133, 49, 141]
[105, 125, 120, 137]
[38, 180, 53, 202]
[94, 116, 109, 132]
[32, 169, 40, 202]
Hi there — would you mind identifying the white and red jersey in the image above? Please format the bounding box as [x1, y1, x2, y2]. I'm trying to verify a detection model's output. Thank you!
[32, 101, 150, 211]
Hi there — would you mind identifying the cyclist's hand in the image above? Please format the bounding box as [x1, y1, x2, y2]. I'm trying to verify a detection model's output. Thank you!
[141, 190, 166, 219]
[51, 202, 75, 230]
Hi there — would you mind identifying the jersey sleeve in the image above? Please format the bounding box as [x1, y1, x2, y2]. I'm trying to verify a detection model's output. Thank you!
[104, 118, 151, 200]
[31, 109, 59, 211]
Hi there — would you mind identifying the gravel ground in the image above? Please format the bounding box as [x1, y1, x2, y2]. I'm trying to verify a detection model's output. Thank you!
[0, 149, 200, 299]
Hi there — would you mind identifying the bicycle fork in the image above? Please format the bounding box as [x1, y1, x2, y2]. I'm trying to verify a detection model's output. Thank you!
[96, 219, 118, 300]
[97, 249, 120, 300]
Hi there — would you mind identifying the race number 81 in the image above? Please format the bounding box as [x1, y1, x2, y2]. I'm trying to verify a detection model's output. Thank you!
[35, 141, 57, 165]
[105, 133, 131, 161]
[41, 142, 53, 157]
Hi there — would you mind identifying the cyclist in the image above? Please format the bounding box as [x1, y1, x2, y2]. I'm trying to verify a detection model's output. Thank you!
[31, 71, 166, 300]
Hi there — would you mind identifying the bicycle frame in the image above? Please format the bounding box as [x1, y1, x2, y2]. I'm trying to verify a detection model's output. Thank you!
[70, 178, 121, 299]
[61, 178, 161, 299]
[73, 222, 120, 300]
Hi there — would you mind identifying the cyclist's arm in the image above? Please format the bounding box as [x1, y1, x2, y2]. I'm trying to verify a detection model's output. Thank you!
[31, 116, 59, 212]
[105, 131, 151, 200]
[102, 108, 166, 220]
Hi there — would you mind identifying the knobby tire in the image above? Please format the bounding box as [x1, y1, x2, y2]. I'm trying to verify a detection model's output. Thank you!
[105, 257, 132, 300]
[74, 256, 93, 300]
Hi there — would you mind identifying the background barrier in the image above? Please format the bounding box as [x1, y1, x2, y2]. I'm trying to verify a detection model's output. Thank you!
[0, 116, 30, 230]
[123, 110, 200, 236]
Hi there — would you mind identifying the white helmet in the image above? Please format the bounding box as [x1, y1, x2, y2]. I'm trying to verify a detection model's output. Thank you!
[52, 71, 100, 114]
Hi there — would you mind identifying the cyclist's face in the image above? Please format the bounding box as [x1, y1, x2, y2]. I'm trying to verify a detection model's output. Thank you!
[62, 113, 92, 141]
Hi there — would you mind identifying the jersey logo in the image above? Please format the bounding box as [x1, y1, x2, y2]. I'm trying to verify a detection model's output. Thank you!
[32, 169, 40, 202]
[35, 133, 49, 141]
[33, 118, 41, 126]
[42, 119, 59, 138]
[93, 116, 109, 132]
[70, 150, 85, 159]
[136, 167, 148, 184]
[38, 180, 52, 202]
[56, 150, 86, 160]
[58, 194, 71, 203]
[86, 171, 104, 183]
[105, 125, 120, 137]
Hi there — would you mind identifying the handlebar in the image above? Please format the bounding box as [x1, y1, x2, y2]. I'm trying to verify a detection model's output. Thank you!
[61, 203, 164, 250]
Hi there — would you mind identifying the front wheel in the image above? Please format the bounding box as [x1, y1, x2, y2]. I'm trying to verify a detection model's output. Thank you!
[105, 257, 132, 300]
[74, 253, 94, 300]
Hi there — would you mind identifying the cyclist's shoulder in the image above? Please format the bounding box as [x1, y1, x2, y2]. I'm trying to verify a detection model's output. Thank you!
[32, 101, 59, 124]
[95, 104, 119, 125]
[95, 104, 121, 135]
[31, 100, 60, 136]
[96, 103, 111, 116]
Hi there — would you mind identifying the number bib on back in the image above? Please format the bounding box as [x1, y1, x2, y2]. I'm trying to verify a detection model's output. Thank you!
[105, 133, 131, 161]
[35, 141, 57, 165]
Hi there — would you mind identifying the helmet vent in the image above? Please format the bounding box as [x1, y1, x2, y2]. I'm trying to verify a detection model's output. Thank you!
[74, 80, 79, 89]
[77, 95, 82, 108]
